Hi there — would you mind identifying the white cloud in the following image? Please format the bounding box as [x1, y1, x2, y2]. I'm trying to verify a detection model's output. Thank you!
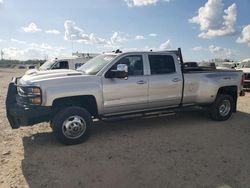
[110, 32, 126, 44]
[0, 0, 3, 4]
[189, 0, 237, 39]
[125, 0, 171, 7]
[31, 43, 53, 50]
[64, 20, 83, 41]
[64, 20, 126, 47]
[64, 20, 107, 45]
[191, 46, 204, 51]
[122, 40, 171, 52]
[2, 47, 44, 60]
[135, 35, 145, 40]
[237, 25, 250, 47]
[11, 38, 26, 44]
[125, 0, 158, 7]
[22, 23, 42, 33]
[148, 33, 157, 37]
[46, 29, 60, 35]
[159, 40, 171, 50]
[2, 43, 67, 60]
[208, 45, 234, 58]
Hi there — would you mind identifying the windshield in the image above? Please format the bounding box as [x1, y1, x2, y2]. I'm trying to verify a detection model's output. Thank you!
[242, 62, 250, 68]
[77, 54, 116, 75]
[39, 60, 56, 70]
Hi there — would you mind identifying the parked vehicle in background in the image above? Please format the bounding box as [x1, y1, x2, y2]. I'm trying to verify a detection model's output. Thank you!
[184, 62, 198, 69]
[216, 62, 237, 70]
[236, 60, 250, 89]
[6, 48, 245, 145]
[17, 64, 36, 69]
[184, 62, 216, 71]
[27, 65, 36, 69]
[39, 57, 89, 70]
[200, 62, 216, 70]
[18, 65, 26, 69]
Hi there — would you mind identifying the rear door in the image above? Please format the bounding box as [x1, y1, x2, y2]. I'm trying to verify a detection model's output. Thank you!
[147, 54, 182, 108]
[102, 54, 148, 115]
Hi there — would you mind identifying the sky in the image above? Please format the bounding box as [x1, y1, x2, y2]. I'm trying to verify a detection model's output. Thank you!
[0, 0, 250, 61]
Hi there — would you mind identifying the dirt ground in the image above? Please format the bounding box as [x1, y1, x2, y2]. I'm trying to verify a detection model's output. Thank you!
[0, 68, 250, 188]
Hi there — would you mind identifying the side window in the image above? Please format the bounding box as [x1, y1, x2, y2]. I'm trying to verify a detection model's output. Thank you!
[52, 61, 69, 69]
[148, 55, 176, 75]
[59, 61, 69, 69]
[112, 55, 144, 76]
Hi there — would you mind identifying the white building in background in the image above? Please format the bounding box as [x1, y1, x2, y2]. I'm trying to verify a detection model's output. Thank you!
[72, 52, 99, 59]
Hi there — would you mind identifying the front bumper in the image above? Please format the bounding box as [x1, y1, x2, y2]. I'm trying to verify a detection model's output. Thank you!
[6, 78, 53, 129]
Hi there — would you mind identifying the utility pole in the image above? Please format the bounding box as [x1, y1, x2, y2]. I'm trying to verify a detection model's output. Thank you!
[1, 50, 3, 60]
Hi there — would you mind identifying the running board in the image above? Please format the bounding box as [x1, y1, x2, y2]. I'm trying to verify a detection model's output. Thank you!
[100, 108, 180, 122]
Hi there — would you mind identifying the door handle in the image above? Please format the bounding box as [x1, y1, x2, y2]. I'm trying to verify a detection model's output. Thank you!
[136, 80, 146, 84]
[172, 78, 181, 82]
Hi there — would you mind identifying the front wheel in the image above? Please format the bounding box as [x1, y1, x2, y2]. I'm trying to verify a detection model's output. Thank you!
[52, 106, 92, 145]
[209, 94, 234, 121]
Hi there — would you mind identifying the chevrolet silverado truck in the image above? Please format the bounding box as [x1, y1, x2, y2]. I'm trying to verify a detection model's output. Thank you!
[6, 49, 245, 145]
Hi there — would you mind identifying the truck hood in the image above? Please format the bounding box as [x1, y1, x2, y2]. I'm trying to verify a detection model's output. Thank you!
[20, 69, 84, 85]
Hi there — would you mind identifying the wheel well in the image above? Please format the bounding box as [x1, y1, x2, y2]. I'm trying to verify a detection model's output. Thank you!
[217, 86, 237, 112]
[52, 95, 98, 117]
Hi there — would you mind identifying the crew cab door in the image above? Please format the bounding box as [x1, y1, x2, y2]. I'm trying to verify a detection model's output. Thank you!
[147, 54, 182, 108]
[102, 54, 148, 115]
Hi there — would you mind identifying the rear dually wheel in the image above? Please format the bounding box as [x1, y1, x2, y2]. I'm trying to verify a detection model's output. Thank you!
[209, 94, 234, 121]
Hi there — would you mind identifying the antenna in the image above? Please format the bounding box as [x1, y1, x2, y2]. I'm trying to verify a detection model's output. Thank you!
[71, 40, 74, 55]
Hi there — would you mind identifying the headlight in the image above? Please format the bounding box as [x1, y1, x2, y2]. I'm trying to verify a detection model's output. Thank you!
[27, 87, 41, 95]
[30, 96, 42, 105]
[17, 86, 42, 105]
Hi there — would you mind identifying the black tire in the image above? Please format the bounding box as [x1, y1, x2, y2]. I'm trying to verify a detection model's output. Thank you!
[209, 94, 234, 121]
[51, 106, 92, 145]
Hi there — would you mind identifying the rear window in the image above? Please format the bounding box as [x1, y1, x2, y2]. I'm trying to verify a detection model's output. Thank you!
[148, 55, 176, 75]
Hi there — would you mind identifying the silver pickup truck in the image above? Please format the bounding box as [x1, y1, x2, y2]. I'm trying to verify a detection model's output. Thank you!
[6, 48, 245, 145]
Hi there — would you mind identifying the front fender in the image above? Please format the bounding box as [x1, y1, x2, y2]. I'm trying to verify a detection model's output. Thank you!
[42, 82, 103, 114]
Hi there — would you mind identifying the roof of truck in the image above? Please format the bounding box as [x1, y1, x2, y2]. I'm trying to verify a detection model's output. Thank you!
[103, 50, 178, 55]
[242, 58, 250, 62]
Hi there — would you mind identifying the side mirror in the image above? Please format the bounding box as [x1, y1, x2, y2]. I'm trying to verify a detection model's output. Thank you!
[107, 64, 128, 79]
[117, 64, 128, 72]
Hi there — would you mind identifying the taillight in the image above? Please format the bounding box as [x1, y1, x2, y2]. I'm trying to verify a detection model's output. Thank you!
[241, 74, 245, 86]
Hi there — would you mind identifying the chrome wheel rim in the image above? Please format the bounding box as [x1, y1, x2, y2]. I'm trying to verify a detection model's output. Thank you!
[219, 100, 231, 117]
[62, 115, 86, 139]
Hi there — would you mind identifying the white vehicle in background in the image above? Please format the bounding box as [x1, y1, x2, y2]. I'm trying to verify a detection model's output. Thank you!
[216, 62, 237, 70]
[39, 57, 89, 71]
[237, 59, 250, 89]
